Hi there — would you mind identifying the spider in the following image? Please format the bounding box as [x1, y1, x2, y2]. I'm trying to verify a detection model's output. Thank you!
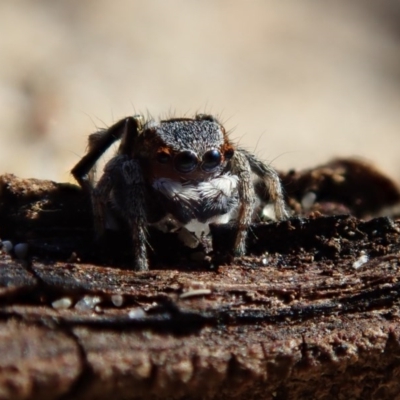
[71, 114, 288, 270]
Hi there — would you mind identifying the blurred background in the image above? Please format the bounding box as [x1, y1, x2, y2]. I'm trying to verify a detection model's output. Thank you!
[1, 0, 400, 182]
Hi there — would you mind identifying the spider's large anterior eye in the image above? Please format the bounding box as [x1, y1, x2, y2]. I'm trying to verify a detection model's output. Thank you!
[225, 148, 234, 160]
[156, 151, 171, 164]
[174, 150, 198, 173]
[201, 149, 222, 172]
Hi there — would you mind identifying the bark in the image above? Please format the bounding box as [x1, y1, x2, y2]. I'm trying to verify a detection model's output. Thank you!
[0, 158, 400, 400]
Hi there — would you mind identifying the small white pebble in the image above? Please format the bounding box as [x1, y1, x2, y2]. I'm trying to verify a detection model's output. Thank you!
[1, 241, 13, 253]
[180, 289, 211, 299]
[352, 254, 369, 269]
[128, 308, 146, 319]
[261, 258, 269, 265]
[301, 192, 317, 210]
[75, 295, 102, 310]
[111, 294, 124, 307]
[261, 204, 276, 220]
[14, 243, 29, 259]
[52, 297, 73, 309]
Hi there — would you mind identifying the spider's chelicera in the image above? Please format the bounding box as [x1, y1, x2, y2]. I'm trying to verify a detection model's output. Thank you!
[71, 114, 288, 270]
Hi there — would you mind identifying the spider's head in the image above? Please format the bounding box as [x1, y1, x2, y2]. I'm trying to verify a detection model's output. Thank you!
[141, 114, 235, 182]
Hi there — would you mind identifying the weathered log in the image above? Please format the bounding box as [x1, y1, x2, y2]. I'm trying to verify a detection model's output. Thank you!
[0, 159, 400, 400]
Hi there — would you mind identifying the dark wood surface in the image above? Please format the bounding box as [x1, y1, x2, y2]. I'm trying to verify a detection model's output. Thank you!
[1, 159, 400, 400]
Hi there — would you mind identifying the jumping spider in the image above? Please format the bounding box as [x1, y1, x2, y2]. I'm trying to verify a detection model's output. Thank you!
[72, 114, 288, 270]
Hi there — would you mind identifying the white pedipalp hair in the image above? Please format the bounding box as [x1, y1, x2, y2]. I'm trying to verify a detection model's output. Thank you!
[152, 174, 238, 206]
[197, 174, 238, 198]
[152, 178, 198, 205]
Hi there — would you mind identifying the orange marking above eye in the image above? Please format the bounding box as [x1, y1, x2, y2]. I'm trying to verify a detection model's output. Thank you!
[222, 143, 235, 161]
[155, 147, 172, 164]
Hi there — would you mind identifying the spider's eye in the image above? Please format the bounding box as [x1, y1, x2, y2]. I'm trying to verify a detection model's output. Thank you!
[225, 148, 234, 160]
[156, 151, 171, 164]
[202, 149, 222, 172]
[174, 150, 198, 173]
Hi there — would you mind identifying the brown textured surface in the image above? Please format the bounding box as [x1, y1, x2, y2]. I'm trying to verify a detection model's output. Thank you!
[1, 159, 400, 399]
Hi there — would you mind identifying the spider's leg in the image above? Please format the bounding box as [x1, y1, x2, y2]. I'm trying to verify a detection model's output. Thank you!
[71, 117, 140, 192]
[113, 158, 149, 271]
[239, 148, 289, 220]
[230, 151, 256, 256]
[91, 166, 115, 239]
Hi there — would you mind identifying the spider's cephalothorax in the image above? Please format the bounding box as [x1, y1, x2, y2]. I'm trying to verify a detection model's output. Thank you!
[71, 114, 288, 270]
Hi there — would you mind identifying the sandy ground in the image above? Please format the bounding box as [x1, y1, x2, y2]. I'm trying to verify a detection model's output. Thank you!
[1, 0, 400, 183]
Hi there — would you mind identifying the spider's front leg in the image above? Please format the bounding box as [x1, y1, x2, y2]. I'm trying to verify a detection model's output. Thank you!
[92, 155, 149, 270]
[230, 151, 257, 256]
[71, 116, 142, 193]
[239, 148, 289, 220]
[112, 158, 149, 271]
[91, 157, 119, 239]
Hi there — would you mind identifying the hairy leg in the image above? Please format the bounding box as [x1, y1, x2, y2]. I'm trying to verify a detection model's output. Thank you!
[239, 148, 289, 220]
[230, 151, 256, 256]
[71, 117, 139, 192]
[113, 158, 149, 271]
